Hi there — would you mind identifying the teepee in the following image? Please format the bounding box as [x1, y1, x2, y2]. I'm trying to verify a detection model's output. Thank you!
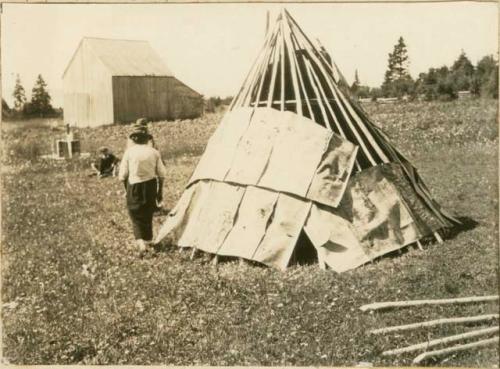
[156, 9, 459, 271]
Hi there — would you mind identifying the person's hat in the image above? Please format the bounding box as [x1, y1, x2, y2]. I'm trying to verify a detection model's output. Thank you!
[129, 124, 151, 139]
[98, 146, 109, 153]
[135, 118, 148, 126]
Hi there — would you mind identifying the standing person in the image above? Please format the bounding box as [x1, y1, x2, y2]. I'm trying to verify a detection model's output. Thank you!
[133, 117, 164, 210]
[119, 124, 167, 257]
[127, 118, 156, 148]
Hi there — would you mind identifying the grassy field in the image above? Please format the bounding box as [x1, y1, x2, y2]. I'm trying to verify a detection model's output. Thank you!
[1, 99, 498, 366]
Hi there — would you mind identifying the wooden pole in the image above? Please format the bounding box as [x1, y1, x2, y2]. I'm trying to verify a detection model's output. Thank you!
[243, 30, 275, 107]
[190, 248, 197, 260]
[360, 296, 499, 312]
[370, 314, 499, 335]
[239, 22, 275, 108]
[412, 336, 499, 364]
[382, 326, 499, 356]
[303, 58, 331, 130]
[317, 247, 327, 270]
[254, 31, 279, 107]
[289, 21, 358, 137]
[416, 240, 424, 251]
[282, 18, 302, 116]
[289, 32, 314, 120]
[328, 71, 390, 164]
[66, 125, 73, 159]
[285, 9, 340, 83]
[286, 10, 387, 166]
[265, 10, 270, 36]
[266, 28, 280, 108]
[434, 230, 444, 244]
[212, 254, 219, 266]
[279, 12, 285, 112]
[230, 30, 270, 110]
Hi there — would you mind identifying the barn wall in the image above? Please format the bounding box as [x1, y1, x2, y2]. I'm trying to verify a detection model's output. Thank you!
[112, 76, 203, 123]
[83, 42, 114, 127]
[63, 43, 86, 125]
[169, 78, 205, 120]
[63, 41, 113, 127]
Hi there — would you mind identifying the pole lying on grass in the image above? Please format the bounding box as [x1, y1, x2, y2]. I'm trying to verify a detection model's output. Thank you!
[360, 295, 499, 312]
[433, 231, 444, 244]
[412, 336, 499, 364]
[382, 326, 499, 356]
[370, 314, 499, 334]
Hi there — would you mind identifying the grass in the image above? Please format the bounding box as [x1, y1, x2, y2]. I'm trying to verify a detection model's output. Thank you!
[1, 99, 498, 366]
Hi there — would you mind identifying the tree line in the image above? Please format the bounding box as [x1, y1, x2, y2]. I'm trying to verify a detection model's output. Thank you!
[204, 96, 233, 113]
[2, 74, 60, 119]
[351, 37, 498, 101]
[3, 39, 497, 121]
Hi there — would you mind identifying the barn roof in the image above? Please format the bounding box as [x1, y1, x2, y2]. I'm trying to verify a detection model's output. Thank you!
[64, 37, 173, 77]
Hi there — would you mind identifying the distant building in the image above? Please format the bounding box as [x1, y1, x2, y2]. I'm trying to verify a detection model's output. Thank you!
[62, 37, 203, 127]
[458, 90, 472, 99]
[358, 97, 372, 103]
[376, 97, 398, 104]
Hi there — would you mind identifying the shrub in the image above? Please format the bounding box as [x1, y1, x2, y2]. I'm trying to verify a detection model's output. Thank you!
[7, 138, 43, 162]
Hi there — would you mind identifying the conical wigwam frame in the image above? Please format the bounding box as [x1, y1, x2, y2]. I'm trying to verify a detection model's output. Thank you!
[156, 9, 459, 271]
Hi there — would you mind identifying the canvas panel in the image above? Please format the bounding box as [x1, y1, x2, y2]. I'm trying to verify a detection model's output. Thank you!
[189, 108, 254, 184]
[252, 194, 312, 270]
[379, 162, 444, 233]
[342, 169, 421, 258]
[258, 110, 332, 197]
[187, 182, 246, 254]
[304, 204, 370, 273]
[306, 137, 359, 208]
[224, 108, 282, 185]
[217, 186, 279, 259]
[155, 184, 195, 244]
[361, 178, 419, 258]
[191, 107, 358, 209]
[177, 181, 215, 247]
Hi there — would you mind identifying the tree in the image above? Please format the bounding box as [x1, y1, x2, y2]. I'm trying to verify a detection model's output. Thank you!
[450, 51, 474, 91]
[351, 69, 360, 95]
[415, 66, 456, 101]
[205, 96, 224, 113]
[12, 74, 27, 112]
[2, 99, 12, 119]
[29, 74, 53, 117]
[350, 70, 371, 99]
[369, 87, 383, 101]
[482, 66, 499, 98]
[2, 99, 10, 111]
[381, 37, 414, 98]
[472, 55, 498, 98]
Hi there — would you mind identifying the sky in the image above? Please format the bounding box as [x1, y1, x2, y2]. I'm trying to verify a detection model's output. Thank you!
[1, 2, 498, 108]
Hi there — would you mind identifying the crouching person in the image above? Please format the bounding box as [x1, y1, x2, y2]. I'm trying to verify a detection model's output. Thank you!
[118, 124, 166, 257]
[91, 147, 119, 178]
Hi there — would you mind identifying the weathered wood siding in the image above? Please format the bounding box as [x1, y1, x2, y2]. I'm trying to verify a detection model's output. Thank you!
[64, 38, 203, 126]
[63, 42, 113, 127]
[112, 76, 203, 123]
[169, 78, 205, 120]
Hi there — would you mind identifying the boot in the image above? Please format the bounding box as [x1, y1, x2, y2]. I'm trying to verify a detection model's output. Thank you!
[137, 239, 147, 258]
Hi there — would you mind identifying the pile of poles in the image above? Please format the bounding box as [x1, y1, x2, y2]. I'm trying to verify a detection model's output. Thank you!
[360, 295, 499, 364]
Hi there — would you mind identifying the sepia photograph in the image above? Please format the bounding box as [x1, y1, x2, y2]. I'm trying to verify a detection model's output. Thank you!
[1, 1, 498, 366]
